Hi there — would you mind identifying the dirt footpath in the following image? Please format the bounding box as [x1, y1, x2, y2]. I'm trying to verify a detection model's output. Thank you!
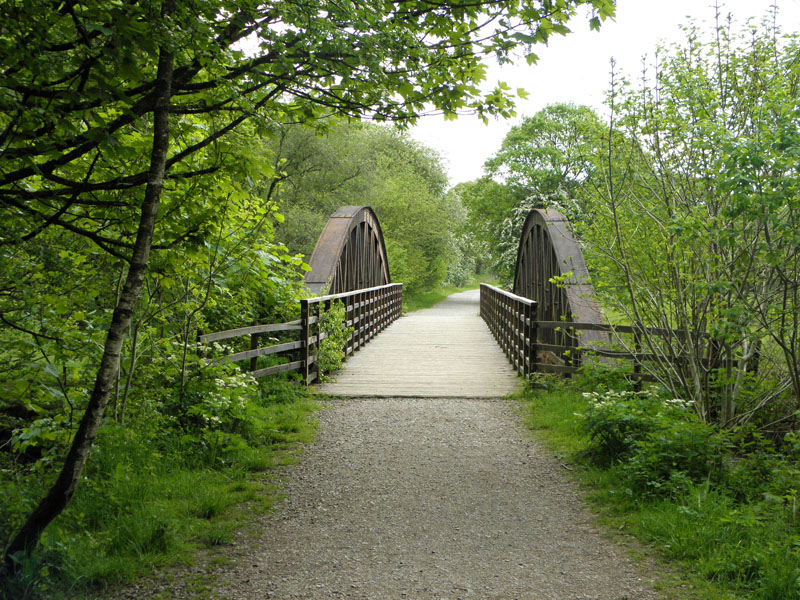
[198, 397, 661, 600]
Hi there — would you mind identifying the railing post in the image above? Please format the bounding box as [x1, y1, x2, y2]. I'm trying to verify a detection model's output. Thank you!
[397, 284, 402, 320]
[301, 298, 310, 384]
[368, 287, 375, 340]
[317, 299, 326, 384]
[518, 300, 525, 375]
[376, 287, 383, 333]
[503, 293, 510, 360]
[346, 295, 355, 356]
[531, 301, 538, 374]
[356, 289, 363, 350]
[524, 301, 534, 377]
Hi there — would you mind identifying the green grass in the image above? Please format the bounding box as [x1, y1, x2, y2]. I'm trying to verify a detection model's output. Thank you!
[402, 274, 496, 313]
[1, 389, 319, 600]
[516, 375, 800, 600]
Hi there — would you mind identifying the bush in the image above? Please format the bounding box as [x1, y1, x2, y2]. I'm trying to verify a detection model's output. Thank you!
[316, 301, 353, 378]
[578, 389, 690, 467]
[621, 420, 732, 499]
[579, 388, 733, 498]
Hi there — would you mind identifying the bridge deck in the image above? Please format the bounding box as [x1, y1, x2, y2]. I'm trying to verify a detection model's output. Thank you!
[315, 289, 520, 397]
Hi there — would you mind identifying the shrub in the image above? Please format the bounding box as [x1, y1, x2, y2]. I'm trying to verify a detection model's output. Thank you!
[578, 389, 689, 466]
[621, 420, 732, 499]
[316, 301, 353, 379]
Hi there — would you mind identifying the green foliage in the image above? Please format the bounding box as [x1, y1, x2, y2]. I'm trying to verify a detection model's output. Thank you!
[578, 389, 702, 465]
[578, 389, 674, 466]
[0, 387, 318, 599]
[456, 103, 605, 282]
[522, 376, 800, 599]
[621, 419, 731, 499]
[272, 121, 464, 295]
[577, 10, 800, 426]
[316, 302, 353, 378]
[452, 178, 521, 283]
[484, 103, 604, 200]
[0, 0, 616, 574]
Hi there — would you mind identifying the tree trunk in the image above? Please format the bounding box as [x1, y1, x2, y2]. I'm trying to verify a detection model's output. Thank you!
[2, 2, 175, 568]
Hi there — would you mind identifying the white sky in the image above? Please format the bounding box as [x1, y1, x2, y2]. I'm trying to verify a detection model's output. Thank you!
[409, 0, 800, 186]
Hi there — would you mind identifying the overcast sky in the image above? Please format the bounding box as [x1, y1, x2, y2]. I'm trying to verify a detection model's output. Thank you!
[409, 0, 800, 186]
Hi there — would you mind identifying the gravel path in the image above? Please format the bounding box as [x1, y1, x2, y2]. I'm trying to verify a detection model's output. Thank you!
[203, 398, 661, 600]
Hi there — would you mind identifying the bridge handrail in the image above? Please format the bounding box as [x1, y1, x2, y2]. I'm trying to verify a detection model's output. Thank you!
[301, 283, 403, 383]
[200, 282, 403, 384]
[479, 283, 538, 378]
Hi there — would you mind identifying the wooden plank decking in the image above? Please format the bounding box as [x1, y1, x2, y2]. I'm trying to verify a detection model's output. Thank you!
[315, 289, 520, 398]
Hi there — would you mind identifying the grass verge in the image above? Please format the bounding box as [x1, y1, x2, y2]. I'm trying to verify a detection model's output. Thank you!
[1, 381, 319, 600]
[515, 374, 800, 600]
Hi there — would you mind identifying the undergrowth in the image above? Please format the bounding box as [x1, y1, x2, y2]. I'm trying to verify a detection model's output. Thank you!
[518, 373, 800, 600]
[0, 376, 318, 600]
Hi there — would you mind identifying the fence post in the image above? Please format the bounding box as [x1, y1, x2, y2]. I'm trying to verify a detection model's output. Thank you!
[368, 287, 375, 341]
[345, 295, 355, 357]
[633, 329, 642, 392]
[249, 326, 259, 373]
[523, 301, 532, 378]
[196, 329, 205, 359]
[564, 326, 574, 379]
[301, 298, 310, 384]
[316, 299, 326, 384]
[397, 284, 402, 320]
[358, 289, 366, 349]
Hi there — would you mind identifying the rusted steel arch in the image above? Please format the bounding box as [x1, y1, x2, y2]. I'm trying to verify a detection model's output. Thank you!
[305, 206, 391, 295]
[512, 208, 607, 347]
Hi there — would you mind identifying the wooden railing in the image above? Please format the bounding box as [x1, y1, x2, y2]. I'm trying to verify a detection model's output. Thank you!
[199, 283, 403, 384]
[479, 283, 538, 378]
[301, 283, 403, 383]
[534, 321, 644, 378]
[479, 283, 732, 384]
[534, 321, 733, 380]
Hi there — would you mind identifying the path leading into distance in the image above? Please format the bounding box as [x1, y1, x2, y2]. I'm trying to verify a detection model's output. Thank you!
[203, 398, 661, 599]
[116, 290, 662, 600]
[316, 288, 520, 398]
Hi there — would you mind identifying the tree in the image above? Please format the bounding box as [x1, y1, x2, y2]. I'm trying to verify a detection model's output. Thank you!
[484, 103, 604, 201]
[454, 178, 520, 281]
[270, 120, 459, 295]
[1, 0, 615, 566]
[580, 6, 800, 427]
[458, 103, 604, 282]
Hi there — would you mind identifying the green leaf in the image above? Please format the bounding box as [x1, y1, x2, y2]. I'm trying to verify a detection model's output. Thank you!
[512, 32, 537, 44]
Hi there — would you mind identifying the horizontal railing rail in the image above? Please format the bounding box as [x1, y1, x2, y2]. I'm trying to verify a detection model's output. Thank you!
[301, 283, 403, 384]
[199, 283, 403, 384]
[480, 294, 734, 383]
[532, 321, 732, 380]
[479, 283, 538, 378]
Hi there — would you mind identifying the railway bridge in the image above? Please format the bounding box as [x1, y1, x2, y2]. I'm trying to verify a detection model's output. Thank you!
[226, 204, 607, 396]
[202, 205, 607, 393]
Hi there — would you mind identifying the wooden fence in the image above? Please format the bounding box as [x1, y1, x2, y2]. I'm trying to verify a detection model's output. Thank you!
[480, 283, 731, 382]
[479, 283, 538, 378]
[533, 320, 734, 379]
[199, 283, 403, 384]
